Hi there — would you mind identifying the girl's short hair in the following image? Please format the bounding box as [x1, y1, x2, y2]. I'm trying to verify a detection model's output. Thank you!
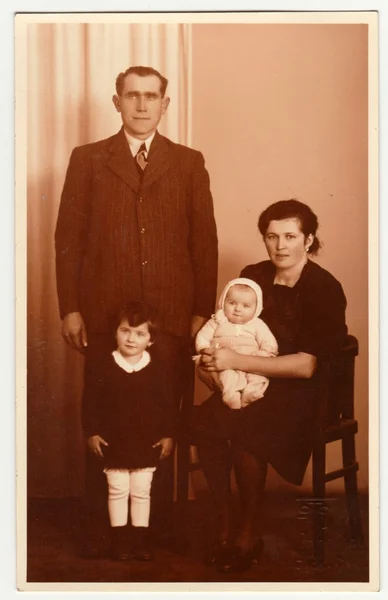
[258, 198, 322, 255]
[112, 301, 160, 341]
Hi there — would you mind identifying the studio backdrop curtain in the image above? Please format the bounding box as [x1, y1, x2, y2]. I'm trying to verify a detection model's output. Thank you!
[27, 23, 192, 498]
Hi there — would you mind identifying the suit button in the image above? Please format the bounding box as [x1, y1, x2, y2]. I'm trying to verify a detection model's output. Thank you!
[142, 260, 148, 266]
[139, 196, 143, 202]
[140, 228, 145, 234]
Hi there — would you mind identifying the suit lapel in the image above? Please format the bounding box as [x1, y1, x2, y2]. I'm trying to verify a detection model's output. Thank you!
[142, 131, 174, 189]
[106, 129, 141, 193]
[105, 129, 174, 192]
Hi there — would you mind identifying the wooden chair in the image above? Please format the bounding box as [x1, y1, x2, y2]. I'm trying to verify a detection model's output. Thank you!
[175, 361, 196, 549]
[175, 334, 364, 565]
[311, 334, 364, 564]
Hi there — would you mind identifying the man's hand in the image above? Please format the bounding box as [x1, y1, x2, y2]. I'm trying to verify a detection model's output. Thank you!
[190, 314, 208, 340]
[62, 312, 88, 352]
[87, 435, 108, 458]
[152, 437, 174, 460]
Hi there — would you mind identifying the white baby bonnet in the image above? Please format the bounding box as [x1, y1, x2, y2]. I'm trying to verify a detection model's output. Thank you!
[217, 277, 264, 324]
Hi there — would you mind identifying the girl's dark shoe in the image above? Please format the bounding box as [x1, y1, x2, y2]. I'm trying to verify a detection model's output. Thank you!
[216, 538, 264, 573]
[111, 525, 131, 561]
[130, 526, 154, 561]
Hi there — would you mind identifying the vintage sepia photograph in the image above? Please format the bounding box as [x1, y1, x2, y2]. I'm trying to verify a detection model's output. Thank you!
[15, 11, 378, 592]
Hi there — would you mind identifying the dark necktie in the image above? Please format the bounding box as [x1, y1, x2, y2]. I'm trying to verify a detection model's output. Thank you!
[135, 143, 148, 173]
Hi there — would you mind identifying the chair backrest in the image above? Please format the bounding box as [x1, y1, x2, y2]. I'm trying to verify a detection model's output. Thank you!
[316, 335, 359, 428]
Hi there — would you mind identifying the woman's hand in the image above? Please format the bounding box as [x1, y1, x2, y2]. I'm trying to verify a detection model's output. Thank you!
[153, 437, 174, 460]
[87, 435, 108, 458]
[196, 364, 222, 391]
[200, 347, 238, 371]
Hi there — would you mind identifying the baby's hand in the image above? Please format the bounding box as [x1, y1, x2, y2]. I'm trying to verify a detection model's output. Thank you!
[152, 437, 174, 460]
[87, 435, 108, 458]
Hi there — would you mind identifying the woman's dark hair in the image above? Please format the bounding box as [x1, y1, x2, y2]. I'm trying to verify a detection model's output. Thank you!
[112, 300, 160, 341]
[258, 199, 322, 255]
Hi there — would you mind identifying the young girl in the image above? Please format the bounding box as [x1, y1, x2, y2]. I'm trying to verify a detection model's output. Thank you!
[83, 301, 174, 561]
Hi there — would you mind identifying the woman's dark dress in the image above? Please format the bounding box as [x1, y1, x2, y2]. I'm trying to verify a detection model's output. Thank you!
[193, 259, 348, 485]
[83, 354, 174, 469]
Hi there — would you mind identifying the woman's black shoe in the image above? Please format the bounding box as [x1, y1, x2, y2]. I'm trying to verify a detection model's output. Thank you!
[216, 538, 264, 573]
[204, 539, 231, 567]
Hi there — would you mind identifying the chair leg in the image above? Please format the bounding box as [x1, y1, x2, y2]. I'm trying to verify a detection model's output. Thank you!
[312, 443, 326, 566]
[174, 434, 191, 554]
[342, 435, 364, 544]
[174, 363, 195, 554]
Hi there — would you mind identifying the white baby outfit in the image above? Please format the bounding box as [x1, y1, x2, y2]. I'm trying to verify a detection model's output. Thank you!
[196, 278, 278, 409]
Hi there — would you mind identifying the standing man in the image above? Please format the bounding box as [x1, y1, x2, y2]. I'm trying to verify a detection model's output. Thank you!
[55, 66, 218, 554]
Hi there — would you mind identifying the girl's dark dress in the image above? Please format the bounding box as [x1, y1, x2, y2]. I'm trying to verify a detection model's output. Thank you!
[193, 259, 348, 485]
[83, 353, 174, 469]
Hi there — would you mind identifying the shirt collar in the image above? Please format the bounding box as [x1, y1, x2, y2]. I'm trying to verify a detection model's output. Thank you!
[112, 350, 151, 373]
[124, 130, 156, 157]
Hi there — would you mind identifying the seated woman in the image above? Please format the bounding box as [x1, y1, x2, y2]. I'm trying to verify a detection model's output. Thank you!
[191, 199, 348, 573]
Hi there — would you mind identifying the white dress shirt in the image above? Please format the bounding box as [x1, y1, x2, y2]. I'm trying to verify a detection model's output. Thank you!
[124, 130, 156, 158]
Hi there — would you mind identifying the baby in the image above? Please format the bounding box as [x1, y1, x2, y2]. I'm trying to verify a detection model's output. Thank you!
[195, 278, 278, 409]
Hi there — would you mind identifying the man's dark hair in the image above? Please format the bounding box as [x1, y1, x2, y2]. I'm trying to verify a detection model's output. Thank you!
[115, 66, 168, 97]
[258, 198, 322, 255]
[112, 300, 160, 341]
